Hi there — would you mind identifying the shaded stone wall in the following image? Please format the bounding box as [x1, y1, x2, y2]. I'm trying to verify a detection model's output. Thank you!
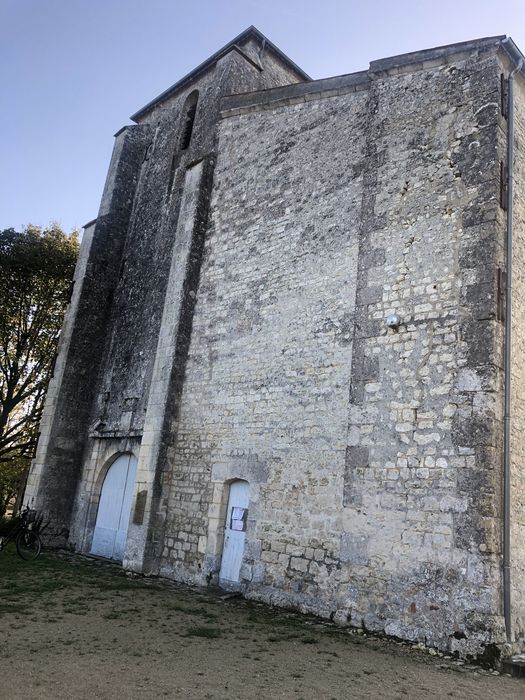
[25, 124, 149, 531]
[157, 48, 508, 655]
[88, 73, 223, 438]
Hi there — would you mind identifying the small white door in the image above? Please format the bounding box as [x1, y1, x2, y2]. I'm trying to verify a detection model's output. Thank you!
[219, 480, 249, 585]
[91, 454, 138, 561]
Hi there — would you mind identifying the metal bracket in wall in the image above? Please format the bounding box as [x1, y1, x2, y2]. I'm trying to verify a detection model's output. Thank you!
[500, 161, 509, 210]
[497, 268, 507, 322]
[501, 75, 509, 118]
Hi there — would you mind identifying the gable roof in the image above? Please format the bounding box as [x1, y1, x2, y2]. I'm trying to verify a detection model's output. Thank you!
[130, 26, 310, 122]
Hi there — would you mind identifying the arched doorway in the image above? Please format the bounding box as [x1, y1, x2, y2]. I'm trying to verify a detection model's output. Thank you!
[219, 480, 249, 586]
[91, 453, 138, 561]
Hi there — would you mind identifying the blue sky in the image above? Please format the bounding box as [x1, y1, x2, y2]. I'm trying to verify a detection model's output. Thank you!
[2, 0, 525, 232]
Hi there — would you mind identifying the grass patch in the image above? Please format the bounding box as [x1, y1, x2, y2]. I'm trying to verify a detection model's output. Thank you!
[94, 578, 155, 593]
[0, 547, 356, 654]
[102, 611, 126, 620]
[0, 601, 28, 614]
[184, 626, 222, 639]
[63, 607, 89, 616]
[165, 603, 219, 621]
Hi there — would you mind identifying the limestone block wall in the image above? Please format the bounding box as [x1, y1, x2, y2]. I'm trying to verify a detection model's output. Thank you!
[81, 45, 307, 440]
[158, 82, 368, 584]
[157, 46, 508, 656]
[67, 46, 309, 558]
[30, 29, 524, 659]
[123, 157, 211, 570]
[73, 42, 305, 446]
[510, 68, 525, 646]
[238, 36, 307, 88]
[336, 50, 506, 657]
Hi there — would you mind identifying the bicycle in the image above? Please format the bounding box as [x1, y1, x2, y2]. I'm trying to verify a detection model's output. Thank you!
[0, 505, 43, 560]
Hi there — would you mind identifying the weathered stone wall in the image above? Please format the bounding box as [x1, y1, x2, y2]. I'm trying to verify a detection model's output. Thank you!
[89, 52, 275, 438]
[89, 44, 306, 442]
[510, 67, 525, 648]
[65, 46, 308, 555]
[239, 36, 307, 88]
[30, 29, 525, 660]
[156, 47, 508, 655]
[337, 51, 506, 656]
[25, 124, 149, 531]
[158, 81, 368, 584]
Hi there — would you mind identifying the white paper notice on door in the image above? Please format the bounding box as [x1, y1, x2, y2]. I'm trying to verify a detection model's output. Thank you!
[231, 507, 247, 531]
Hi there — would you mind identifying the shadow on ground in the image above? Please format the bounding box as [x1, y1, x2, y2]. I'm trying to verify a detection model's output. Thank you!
[0, 548, 522, 699]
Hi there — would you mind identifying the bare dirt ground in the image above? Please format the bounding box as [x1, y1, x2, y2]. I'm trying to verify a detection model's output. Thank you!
[0, 549, 523, 700]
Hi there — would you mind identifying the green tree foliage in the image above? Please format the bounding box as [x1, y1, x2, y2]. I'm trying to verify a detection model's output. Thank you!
[0, 224, 79, 515]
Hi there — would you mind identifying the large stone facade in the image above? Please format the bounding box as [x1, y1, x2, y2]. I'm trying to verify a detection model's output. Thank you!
[26, 28, 525, 660]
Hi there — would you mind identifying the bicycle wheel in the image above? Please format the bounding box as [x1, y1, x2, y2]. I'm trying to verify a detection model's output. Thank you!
[16, 530, 42, 560]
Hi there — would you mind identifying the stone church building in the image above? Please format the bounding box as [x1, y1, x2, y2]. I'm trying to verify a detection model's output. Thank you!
[26, 27, 525, 659]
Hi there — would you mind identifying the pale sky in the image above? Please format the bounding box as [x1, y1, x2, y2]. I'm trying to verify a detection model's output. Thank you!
[2, 0, 525, 232]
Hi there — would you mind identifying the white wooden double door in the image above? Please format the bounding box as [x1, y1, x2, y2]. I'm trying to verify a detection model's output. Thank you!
[91, 454, 137, 561]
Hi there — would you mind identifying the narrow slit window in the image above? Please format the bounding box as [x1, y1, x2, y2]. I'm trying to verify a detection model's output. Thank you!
[179, 90, 199, 151]
[143, 142, 153, 162]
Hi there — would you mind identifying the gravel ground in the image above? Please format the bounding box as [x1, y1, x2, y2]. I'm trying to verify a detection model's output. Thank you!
[0, 549, 523, 699]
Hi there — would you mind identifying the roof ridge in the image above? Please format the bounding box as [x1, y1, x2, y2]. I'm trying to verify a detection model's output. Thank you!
[130, 26, 310, 123]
